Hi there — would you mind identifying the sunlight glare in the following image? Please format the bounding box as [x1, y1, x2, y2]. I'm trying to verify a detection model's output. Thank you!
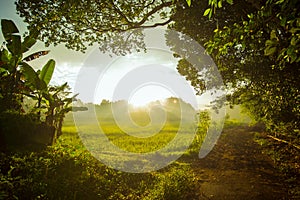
[128, 85, 175, 107]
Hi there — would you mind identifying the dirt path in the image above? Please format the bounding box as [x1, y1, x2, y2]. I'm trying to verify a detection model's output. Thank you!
[191, 126, 289, 200]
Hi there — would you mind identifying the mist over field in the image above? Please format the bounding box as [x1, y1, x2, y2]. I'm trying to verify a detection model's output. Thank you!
[70, 97, 197, 125]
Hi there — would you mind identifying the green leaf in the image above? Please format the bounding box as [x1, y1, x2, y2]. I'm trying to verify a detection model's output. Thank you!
[264, 46, 277, 56]
[290, 37, 297, 46]
[270, 30, 277, 40]
[21, 62, 47, 90]
[265, 40, 275, 46]
[209, 9, 213, 19]
[0, 49, 14, 72]
[203, 8, 211, 17]
[286, 46, 295, 56]
[289, 28, 300, 34]
[21, 62, 39, 87]
[290, 54, 297, 63]
[7, 35, 22, 56]
[21, 35, 37, 53]
[1, 49, 12, 63]
[218, 1, 222, 8]
[186, 0, 191, 7]
[247, 14, 253, 19]
[39, 59, 55, 85]
[37, 79, 47, 90]
[280, 17, 286, 27]
[275, 0, 284, 4]
[226, 0, 233, 5]
[1, 19, 19, 42]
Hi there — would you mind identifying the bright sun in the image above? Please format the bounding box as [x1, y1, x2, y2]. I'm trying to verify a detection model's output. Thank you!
[128, 85, 174, 107]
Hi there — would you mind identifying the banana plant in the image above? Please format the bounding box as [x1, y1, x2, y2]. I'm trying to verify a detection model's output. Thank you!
[21, 59, 55, 118]
[44, 83, 78, 144]
[1, 19, 55, 113]
[0, 19, 50, 113]
[1, 19, 78, 145]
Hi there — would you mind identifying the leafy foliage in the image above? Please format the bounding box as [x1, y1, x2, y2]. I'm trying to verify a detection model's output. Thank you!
[0, 19, 74, 149]
[12, 0, 300, 195]
[15, 0, 177, 53]
[166, 2, 300, 195]
[254, 130, 300, 198]
[0, 133, 199, 199]
[164, 0, 299, 146]
[203, 0, 300, 137]
[144, 165, 198, 199]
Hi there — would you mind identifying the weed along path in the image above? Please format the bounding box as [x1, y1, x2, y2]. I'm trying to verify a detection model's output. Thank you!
[189, 126, 288, 200]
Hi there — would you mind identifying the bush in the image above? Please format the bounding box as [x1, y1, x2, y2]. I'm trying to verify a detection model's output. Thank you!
[0, 139, 200, 199]
[0, 111, 54, 152]
[145, 165, 198, 200]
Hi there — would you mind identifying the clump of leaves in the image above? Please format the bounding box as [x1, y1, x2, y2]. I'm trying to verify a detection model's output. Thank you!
[145, 165, 199, 200]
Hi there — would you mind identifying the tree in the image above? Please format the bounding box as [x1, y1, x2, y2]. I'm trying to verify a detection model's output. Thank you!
[203, 0, 300, 134]
[14, 0, 238, 54]
[154, 0, 300, 132]
[15, 0, 299, 141]
[100, 99, 111, 106]
[170, 1, 299, 179]
[15, 0, 178, 54]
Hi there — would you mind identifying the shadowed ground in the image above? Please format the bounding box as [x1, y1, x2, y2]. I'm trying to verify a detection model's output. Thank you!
[189, 126, 288, 200]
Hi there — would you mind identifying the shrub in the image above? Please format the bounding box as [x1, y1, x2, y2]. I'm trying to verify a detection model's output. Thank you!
[0, 111, 54, 151]
[145, 165, 198, 200]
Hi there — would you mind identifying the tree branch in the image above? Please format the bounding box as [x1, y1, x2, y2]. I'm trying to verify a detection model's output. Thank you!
[267, 135, 300, 150]
[110, 1, 132, 24]
[135, 1, 173, 26]
[139, 17, 173, 28]
[145, 0, 156, 8]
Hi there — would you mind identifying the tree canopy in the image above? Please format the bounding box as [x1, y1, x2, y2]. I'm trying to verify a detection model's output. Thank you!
[15, 0, 176, 53]
[170, 0, 299, 141]
[15, 0, 299, 140]
[209, 0, 300, 133]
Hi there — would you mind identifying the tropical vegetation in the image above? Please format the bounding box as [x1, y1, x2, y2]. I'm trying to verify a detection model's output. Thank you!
[0, 0, 299, 198]
[0, 19, 75, 150]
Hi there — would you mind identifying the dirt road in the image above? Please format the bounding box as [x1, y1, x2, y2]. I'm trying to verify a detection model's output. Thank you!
[191, 126, 289, 200]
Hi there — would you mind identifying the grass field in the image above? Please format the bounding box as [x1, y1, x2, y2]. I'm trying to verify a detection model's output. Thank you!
[1, 103, 254, 199]
[61, 110, 207, 173]
[0, 103, 212, 199]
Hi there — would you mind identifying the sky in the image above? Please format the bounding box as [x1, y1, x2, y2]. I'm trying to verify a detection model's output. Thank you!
[0, 1, 217, 109]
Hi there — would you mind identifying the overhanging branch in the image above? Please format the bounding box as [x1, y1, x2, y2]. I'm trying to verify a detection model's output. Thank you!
[135, 1, 173, 26]
[139, 18, 173, 28]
